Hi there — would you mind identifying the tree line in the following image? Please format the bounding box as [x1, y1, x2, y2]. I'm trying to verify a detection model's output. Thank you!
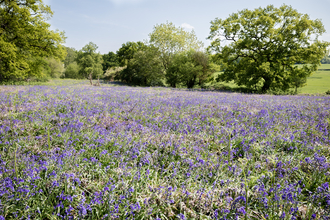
[61, 22, 217, 89]
[1, 1, 329, 93]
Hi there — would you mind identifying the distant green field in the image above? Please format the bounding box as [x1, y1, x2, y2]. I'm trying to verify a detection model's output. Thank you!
[319, 64, 330, 69]
[292, 64, 330, 94]
[299, 70, 330, 94]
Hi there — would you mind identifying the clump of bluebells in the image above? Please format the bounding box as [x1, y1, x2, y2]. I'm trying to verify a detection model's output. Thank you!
[0, 83, 329, 219]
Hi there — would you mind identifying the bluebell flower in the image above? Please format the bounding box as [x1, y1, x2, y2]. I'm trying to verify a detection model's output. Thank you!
[177, 213, 186, 220]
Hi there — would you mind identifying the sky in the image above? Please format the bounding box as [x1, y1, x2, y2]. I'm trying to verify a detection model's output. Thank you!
[45, 0, 330, 54]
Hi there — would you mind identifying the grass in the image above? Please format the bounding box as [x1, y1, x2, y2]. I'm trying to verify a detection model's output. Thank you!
[0, 82, 329, 219]
[318, 64, 330, 69]
[0, 78, 90, 86]
[299, 70, 330, 94]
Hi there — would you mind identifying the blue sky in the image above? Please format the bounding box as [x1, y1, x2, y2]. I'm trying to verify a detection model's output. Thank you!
[45, 0, 330, 54]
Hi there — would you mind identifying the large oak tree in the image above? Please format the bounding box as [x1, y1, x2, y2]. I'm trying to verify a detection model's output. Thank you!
[0, 0, 66, 82]
[208, 4, 329, 93]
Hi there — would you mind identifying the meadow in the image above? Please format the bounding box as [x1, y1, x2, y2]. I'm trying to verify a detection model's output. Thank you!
[0, 82, 329, 219]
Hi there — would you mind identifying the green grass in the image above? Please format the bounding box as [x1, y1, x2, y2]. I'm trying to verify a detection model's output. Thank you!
[318, 64, 330, 69]
[0, 78, 95, 86]
[299, 70, 330, 94]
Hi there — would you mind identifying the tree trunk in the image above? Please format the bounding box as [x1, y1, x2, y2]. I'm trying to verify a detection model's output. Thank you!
[187, 76, 196, 89]
[97, 76, 100, 86]
[89, 72, 93, 86]
[261, 77, 271, 93]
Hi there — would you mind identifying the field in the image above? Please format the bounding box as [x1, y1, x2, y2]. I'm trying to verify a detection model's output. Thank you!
[0, 83, 330, 219]
[299, 70, 330, 94]
[318, 64, 330, 70]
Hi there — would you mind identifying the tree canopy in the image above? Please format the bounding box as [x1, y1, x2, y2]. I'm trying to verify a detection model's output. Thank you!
[116, 41, 147, 66]
[208, 4, 329, 93]
[0, 0, 66, 82]
[149, 21, 204, 71]
[125, 46, 164, 86]
[44, 57, 64, 78]
[102, 52, 119, 72]
[117, 44, 163, 86]
[166, 50, 216, 88]
[63, 47, 77, 68]
[76, 42, 103, 79]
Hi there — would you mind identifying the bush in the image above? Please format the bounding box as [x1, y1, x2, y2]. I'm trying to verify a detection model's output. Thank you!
[104, 66, 126, 81]
[63, 62, 81, 79]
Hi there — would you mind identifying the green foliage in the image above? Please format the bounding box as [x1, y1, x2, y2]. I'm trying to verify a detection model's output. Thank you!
[0, 0, 66, 82]
[63, 47, 77, 68]
[320, 49, 330, 64]
[102, 52, 119, 72]
[103, 66, 126, 81]
[64, 62, 81, 79]
[321, 55, 330, 64]
[76, 42, 103, 79]
[166, 50, 216, 88]
[116, 41, 163, 86]
[116, 41, 147, 66]
[166, 51, 200, 88]
[208, 4, 330, 93]
[44, 57, 65, 78]
[208, 65, 330, 94]
[25, 57, 50, 82]
[119, 46, 164, 86]
[192, 51, 218, 87]
[149, 21, 204, 71]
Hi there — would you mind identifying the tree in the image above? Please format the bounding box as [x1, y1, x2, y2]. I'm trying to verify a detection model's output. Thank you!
[104, 66, 126, 81]
[321, 56, 330, 64]
[0, 0, 66, 82]
[63, 47, 77, 68]
[25, 57, 50, 82]
[208, 4, 329, 93]
[166, 50, 216, 88]
[76, 42, 103, 82]
[320, 50, 330, 64]
[102, 52, 119, 72]
[64, 62, 81, 79]
[116, 41, 147, 66]
[167, 52, 201, 88]
[149, 21, 204, 71]
[129, 46, 164, 86]
[192, 51, 217, 87]
[44, 57, 64, 78]
[118, 45, 164, 86]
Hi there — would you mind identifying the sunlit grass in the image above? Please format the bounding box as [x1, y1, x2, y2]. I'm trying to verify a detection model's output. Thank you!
[299, 70, 330, 94]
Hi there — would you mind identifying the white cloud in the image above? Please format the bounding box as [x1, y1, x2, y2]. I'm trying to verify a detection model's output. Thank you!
[181, 23, 194, 31]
